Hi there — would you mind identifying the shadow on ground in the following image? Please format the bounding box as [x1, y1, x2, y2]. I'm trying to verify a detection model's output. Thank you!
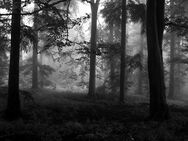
[0, 88, 188, 141]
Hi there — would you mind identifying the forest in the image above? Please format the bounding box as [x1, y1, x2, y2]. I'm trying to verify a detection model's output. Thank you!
[0, 0, 188, 140]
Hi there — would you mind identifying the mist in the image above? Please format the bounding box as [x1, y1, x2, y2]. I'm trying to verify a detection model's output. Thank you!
[0, 0, 188, 141]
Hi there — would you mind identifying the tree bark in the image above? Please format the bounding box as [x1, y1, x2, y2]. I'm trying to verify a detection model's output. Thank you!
[32, 2, 38, 89]
[5, 0, 21, 120]
[88, 0, 99, 97]
[119, 0, 127, 104]
[146, 0, 169, 120]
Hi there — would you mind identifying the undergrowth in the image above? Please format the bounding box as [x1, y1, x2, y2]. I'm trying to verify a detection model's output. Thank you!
[0, 90, 188, 141]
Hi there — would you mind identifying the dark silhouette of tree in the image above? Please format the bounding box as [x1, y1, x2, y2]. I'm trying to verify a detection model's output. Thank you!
[5, 0, 22, 120]
[146, 0, 169, 120]
[88, 0, 100, 97]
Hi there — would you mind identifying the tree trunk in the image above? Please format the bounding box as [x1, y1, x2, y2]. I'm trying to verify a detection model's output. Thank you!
[175, 37, 181, 96]
[146, 0, 169, 120]
[119, 0, 127, 104]
[168, 33, 176, 99]
[32, 2, 38, 89]
[88, 0, 99, 97]
[109, 23, 116, 94]
[137, 23, 145, 95]
[168, 0, 176, 99]
[40, 53, 44, 88]
[5, 0, 21, 120]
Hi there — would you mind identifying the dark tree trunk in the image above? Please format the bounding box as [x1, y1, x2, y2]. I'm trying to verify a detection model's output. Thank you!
[168, 33, 176, 99]
[32, 2, 38, 89]
[146, 0, 169, 120]
[5, 0, 21, 120]
[88, 0, 100, 97]
[119, 0, 127, 104]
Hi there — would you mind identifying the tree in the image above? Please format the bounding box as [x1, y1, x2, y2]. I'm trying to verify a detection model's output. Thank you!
[128, 1, 146, 95]
[100, 0, 145, 96]
[119, 0, 127, 104]
[39, 52, 44, 88]
[5, 0, 22, 120]
[109, 23, 116, 94]
[168, 33, 176, 99]
[0, 48, 8, 86]
[88, 0, 100, 97]
[0, 5, 10, 86]
[32, 1, 39, 89]
[100, 0, 121, 95]
[146, 0, 169, 120]
[20, 0, 70, 88]
[167, 0, 185, 99]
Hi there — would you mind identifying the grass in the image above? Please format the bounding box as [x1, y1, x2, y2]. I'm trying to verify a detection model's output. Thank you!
[0, 88, 188, 141]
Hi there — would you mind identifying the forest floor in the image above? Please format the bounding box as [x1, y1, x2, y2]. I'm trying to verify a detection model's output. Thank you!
[0, 88, 188, 141]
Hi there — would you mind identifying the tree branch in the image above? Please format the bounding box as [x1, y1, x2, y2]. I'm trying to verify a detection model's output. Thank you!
[165, 22, 188, 29]
[0, 0, 68, 16]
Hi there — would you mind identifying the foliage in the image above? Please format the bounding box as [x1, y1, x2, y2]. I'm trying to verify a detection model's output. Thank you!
[20, 57, 55, 88]
[128, 1, 145, 24]
[0, 92, 188, 141]
[101, 0, 145, 25]
[0, 18, 9, 86]
[100, 0, 121, 25]
[0, 49, 8, 86]
[165, 0, 188, 37]
[76, 42, 143, 94]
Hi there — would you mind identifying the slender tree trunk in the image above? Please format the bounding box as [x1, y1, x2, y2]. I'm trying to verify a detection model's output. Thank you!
[168, 0, 176, 99]
[32, 2, 38, 89]
[175, 37, 181, 96]
[119, 0, 127, 104]
[168, 33, 176, 99]
[40, 53, 44, 88]
[109, 23, 116, 94]
[5, 0, 21, 120]
[146, 0, 169, 120]
[88, 0, 99, 97]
